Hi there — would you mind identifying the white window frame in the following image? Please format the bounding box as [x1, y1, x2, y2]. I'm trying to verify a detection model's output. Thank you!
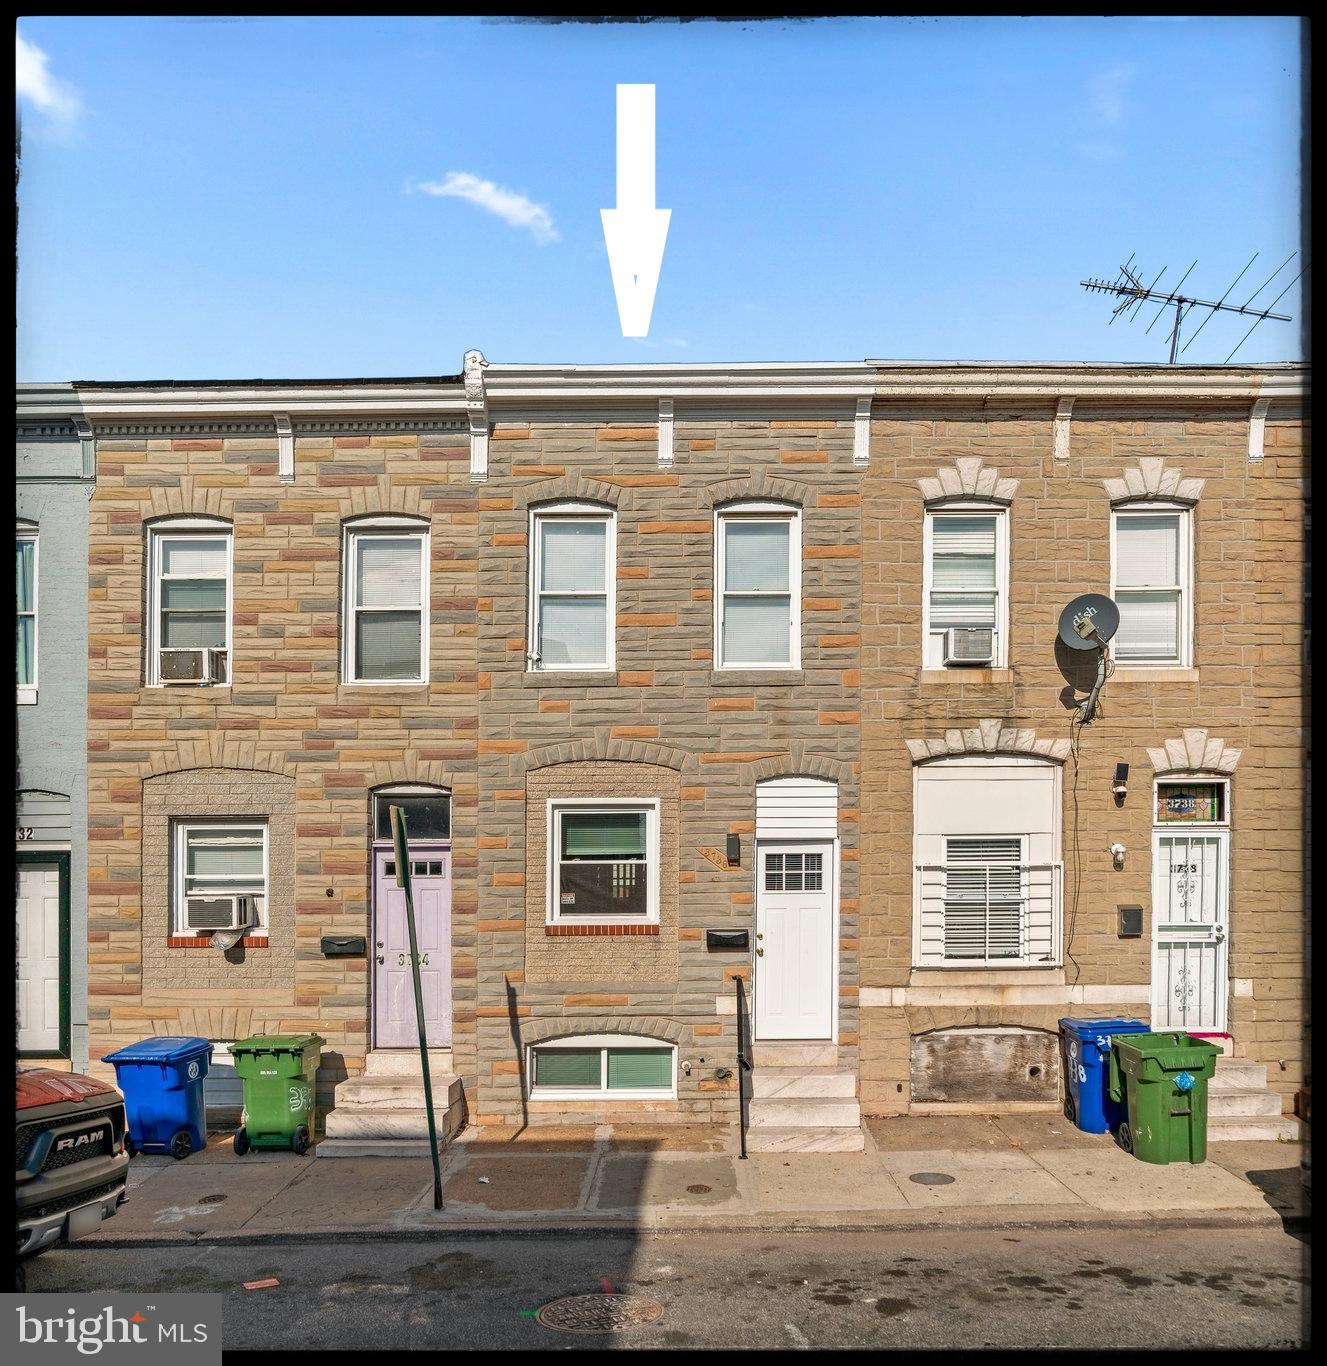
[714, 501, 801, 670]
[527, 1033, 678, 1101]
[546, 797, 660, 926]
[1109, 502, 1193, 668]
[527, 503, 616, 672]
[146, 519, 234, 687]
[16, 524, 37, 705]
[171, 819, 269, 933]
[921, 503, 1010, 670]
[341, 518, 430, 686]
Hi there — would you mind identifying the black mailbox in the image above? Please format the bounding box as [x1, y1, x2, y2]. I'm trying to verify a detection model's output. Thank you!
[706, 929, 749, 951]
[320, 935, 366, 957]
[1117, 906, 1143, 939]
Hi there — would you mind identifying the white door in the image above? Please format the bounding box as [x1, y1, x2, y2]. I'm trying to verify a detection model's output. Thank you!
[1151, 829, 1230, 1032]
[754, 842, 834, 1040]
[17, 862, 63, 1053]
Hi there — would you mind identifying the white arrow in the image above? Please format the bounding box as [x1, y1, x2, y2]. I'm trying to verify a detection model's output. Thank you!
[601, 84, 671, 338]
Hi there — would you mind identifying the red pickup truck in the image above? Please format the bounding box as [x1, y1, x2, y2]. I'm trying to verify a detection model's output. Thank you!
[16, 1068, 130, 1262]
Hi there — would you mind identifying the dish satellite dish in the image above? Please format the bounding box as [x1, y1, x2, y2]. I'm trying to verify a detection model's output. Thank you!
[1057, 594, 1120, 652]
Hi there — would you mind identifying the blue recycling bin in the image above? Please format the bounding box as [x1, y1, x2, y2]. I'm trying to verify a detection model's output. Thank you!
[1059, 1017, 1150, 1134]
[102, 1036, 213, 1159]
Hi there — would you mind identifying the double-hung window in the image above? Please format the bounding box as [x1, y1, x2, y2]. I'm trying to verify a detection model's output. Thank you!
[343, 523, 429, 684]
[16, 526, 37, 704]
[172, 821, 267, 934]
[148, 521, 232, 685]
[715, 503, 800, 669]
[547, 800, 659, 923]
[1111, 506, 1192, 666]
[529, 505, 614, 671]
[923, 508, 1008, 667]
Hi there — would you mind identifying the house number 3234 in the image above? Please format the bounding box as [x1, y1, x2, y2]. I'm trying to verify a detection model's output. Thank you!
[397, 952, 429, 966]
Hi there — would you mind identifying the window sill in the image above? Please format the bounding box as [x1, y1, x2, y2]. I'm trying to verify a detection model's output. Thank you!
[17, 688, 37, 706]
[167, 935, 269, 949]
[523, 670, 621, 688]
[1109, 666, 1198, 683]
[909, 967, 1065, 986]
[918, 667, 1012, 683]
[145, 684, 232, 694]
[340, 680, 429, 689]
[710, 668, 805, 687]
[545, 923, 660, 936]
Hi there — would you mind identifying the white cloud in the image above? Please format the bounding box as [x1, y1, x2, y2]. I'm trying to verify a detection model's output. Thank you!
[1086, 63, 1138, 128]
[16, 33, 81, 129]
[411, 172, 558, 245]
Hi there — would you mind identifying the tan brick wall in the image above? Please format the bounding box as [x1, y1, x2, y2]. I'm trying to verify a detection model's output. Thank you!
[859, 401, 1308, 1115]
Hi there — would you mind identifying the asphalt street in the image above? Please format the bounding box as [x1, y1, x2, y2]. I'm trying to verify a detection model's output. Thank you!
[26, 1223, 1308, 1350]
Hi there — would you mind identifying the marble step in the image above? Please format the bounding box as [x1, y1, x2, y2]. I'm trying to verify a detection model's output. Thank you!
[316, 1137, 446, 1160]
[332, 1074, 464, 1111]
[751, 1069, 857, 1100]
[751, 1043, 839, 1068]
[1207, 1087, 1284, 1119]
[363, 1049, 456, 1078]
[745, 1126, 865, 1154]
[1209, 1058, 1270, 1090]
[1206, 1113, 1303, 1142]
[748, 1097, 861, 1129]
[322, 1103, 465, 1144]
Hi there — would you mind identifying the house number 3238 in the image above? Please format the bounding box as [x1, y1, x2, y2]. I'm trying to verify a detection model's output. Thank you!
[397, 952, 429, 966]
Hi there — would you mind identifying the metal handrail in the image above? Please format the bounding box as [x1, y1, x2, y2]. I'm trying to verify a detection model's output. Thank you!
[735, 975, 753, 1160]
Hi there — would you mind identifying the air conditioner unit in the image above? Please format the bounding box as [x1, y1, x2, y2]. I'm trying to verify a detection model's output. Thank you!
[944, 627, 995, 665]
[159, 647, 226, 684]
[184, 895, 257, 934]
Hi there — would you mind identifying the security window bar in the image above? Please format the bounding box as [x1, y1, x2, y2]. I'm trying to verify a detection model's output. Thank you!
[1112, 510, 1187, 664]
[154, 533, 231, 683]
[925, 512, 1001, 668]
[16, 531, 36, 698]
[173, 822, 267, 932]
[718, 513, 797, 668]
[531, 513, 611, 670]
[556, 809, 649, 917]
[942, 837, 1024, 961]
[764, 851, 824, 892]
[348, 532, 427, 682]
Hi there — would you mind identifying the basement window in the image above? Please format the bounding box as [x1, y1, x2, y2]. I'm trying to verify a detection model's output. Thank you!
[528, 1035, 676, 1100]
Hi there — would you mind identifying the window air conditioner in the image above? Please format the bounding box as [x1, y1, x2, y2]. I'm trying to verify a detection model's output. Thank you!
[944, 627, 995, 665]
[184, 895, 257, 934]
[159, 647, 226, 684]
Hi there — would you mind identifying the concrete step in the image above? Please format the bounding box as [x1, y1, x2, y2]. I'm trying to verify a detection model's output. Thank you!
[1207, 1087, 1285, 1119]
[745, 1126, 865, 1154]
[332, 1074, 464, 1111]
[363, 1049, 456, 1078]
[751, 1043, 839, 1068]
[315, 1137, 445, 1160]
[322, 1103, 465, 1145]
[1210, 1058, 1270, 1090]
[1207, 1113, 1304, 1143]
[748, 1097, 861, 1129]
[751, 1069, 857, 1100]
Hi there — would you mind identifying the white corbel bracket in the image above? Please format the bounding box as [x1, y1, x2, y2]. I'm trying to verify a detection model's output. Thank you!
[1053, 397, 1074, 462]
[72, 417, 95, 481]
[1248, 397, 1270, 462]
[657, 398, 674, 469]
[274, 413, 294, 483]
[464, 348, 490, 483]
[852, 396, 872, 467]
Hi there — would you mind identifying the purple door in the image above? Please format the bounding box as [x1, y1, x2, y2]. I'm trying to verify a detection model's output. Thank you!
[373, 846, 452, 1049]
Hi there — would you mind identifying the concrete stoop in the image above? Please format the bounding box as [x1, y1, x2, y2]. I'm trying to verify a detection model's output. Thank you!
[317, 1049, 467, 1158]
[745, 1043, 864, 1153]
[1206, 1056, 1303, 1142]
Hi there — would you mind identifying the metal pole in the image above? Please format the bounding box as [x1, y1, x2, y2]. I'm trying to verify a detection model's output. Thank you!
[390, 806, 443, 1210]
[1169, 297, 1183, 364]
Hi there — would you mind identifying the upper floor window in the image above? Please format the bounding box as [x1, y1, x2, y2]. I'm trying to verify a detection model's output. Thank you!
[923, 507, 1008, 668]
[147, 520, 232, 686]
[715, 502, 800, 669]
[547, 798, 659, 924]
[1110, 506, 1192, 666]
[16, 525, 37, 704]
[343, 521, 429, 684]
[529, 504, 614, 671]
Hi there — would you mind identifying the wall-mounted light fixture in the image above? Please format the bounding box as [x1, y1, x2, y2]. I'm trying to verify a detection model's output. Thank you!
[1109, 842, 1127, 869]
[1111, 762, 1129, 803]
[726, 833, 741, 866]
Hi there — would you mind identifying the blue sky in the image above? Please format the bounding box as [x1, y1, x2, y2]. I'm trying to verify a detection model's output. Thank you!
[16, 16, 1304, 379]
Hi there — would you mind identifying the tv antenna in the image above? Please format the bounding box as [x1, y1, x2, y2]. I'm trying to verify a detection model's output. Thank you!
[1081, 252, 1300, 363]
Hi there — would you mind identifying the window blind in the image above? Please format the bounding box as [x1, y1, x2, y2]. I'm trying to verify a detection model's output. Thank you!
[538, 597, 607, 666]
[1115, 515, 1180, 588]
[561, 811, 647, 858]
[534, 1049, 601, 1088]
[1115, 591, 1180, 659]
[537, 519, 608, 666]
[356, 537, 422, 608]
[724, 521, 789, 591]
[161, 538, 227, 578]
[606, 1048, 671, 1090]
[356, 612, 422, 679]
[184, 828, 265, 892]
[723, 597, 791, 663]
[540, 521, 606, 592]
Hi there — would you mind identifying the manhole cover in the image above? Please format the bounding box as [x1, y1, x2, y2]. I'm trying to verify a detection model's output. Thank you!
[908, 1172, 956, 1186]
[686, 1184, 712, 1194]
[536, 1294, 665, 1333]
[199, 1194, 228, 1204]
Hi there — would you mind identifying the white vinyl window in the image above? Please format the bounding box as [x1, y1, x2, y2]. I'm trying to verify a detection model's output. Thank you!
[546, 799, 659, 924]
[529, 505, 614, 670]
[1111, 507, 1192, 666]
[528, 1034, 677, 1100]
[923, 507, 1009, 668]
[16, 526, 37, 704]
[343, 523, 429, 684]
[172, 821, 268, 933]
[147, 521, 233, 685]
[715, 503, 800, 669]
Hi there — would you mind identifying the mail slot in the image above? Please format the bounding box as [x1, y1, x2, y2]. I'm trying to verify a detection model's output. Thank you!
[705, 929, 749, 951]
[320, 935, 366, 958]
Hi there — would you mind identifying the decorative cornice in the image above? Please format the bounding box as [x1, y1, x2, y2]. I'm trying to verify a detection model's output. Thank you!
[1248, 397, 1271, 462]
[1053, 397, 1074, 462]
[1103, 456, 1204, 505]
[464, 349, 490, 484]
[657, 398, 674, 469]
[274, 413, 293, 484]
[1147, 728, 1241, 775]
[918, 456, 1018, 505]
[906, 718, 1071, 765]
[852, 396, 872, 467]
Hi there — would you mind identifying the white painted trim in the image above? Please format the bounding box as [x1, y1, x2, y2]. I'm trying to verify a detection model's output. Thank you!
[714, 502, 802, 670]
[527, 504, 617, 672]
[274, 413, 294, 483]
[852, 396, 872, 467]
[16, 525, 38, 700]
[657, 398, 674, 469]
[921, 503, 1009, 670]
[1053, 397, 1074, 462]
[146, 522, 234, 687]
[1109, 503, 1193, 669]
[72, 416, 96, 480]
[1248, 397, 1271, 462]
[860, 984, 1150, 1007]
[545, 797, 660, 926]
[341, 524, 431, 686]
[464, 349, 490, 483]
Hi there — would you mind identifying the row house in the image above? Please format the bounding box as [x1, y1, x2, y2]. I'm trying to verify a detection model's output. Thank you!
[17, 357, 1306, 1150]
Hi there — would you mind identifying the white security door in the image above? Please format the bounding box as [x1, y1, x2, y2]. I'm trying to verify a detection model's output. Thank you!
[17, 863, 63, 1053]
[1151, 830, 1230, 1032]
[754, 842, 834, 1040]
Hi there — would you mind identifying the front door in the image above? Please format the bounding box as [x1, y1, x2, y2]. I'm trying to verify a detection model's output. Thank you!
[754, 842, 834, 1040]
[1150, 829, 1230, 1033]
[17, 855, 69, 1056]
[372, 846, 452, 1049]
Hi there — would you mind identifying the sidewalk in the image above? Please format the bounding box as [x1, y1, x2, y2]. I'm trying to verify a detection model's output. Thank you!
[86, 1113, 1307, 1246]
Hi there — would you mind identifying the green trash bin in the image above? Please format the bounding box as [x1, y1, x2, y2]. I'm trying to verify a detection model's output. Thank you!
[1108, 1031, 1222, 1165]
[230, 1034, 325, 1155]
